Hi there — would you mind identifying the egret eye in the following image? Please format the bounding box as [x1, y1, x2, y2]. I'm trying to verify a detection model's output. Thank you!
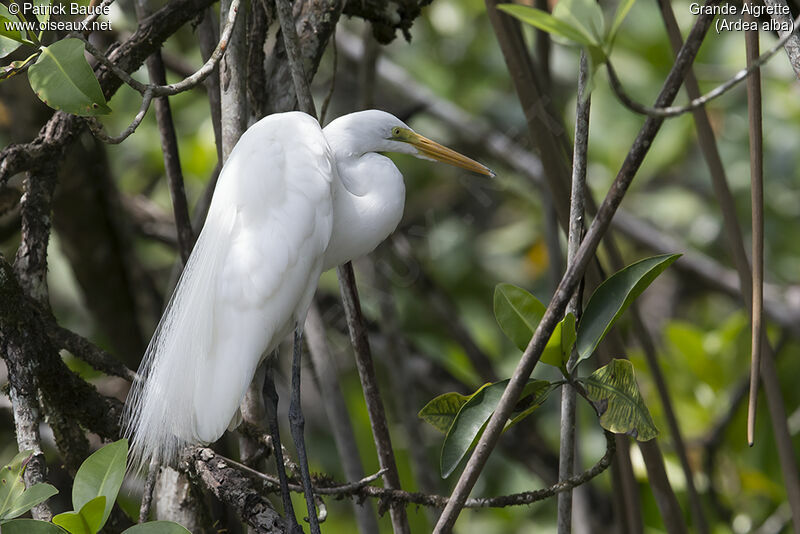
[392, 126, 402, 137]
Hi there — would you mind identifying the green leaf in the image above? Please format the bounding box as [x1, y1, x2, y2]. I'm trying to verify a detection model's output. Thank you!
[27, 38, 111, 116]
[53, 511, 91, 534]
[0, 519, 65, 533]
[609, 0, 638, 43]
[122, 521, 192, 534]
[541, 312, 576, 372]
[72, 439, 128, 529]
[583, 359, 658, 441]
[418, 392, 472, 433]
[0, 4, 26, 57]
[0, 450, 32, 519]
[493, 283, 545, 351]
[497, 4, 594, 47]
[440, 379, 553, 478]
[3, 483, 58, 519]
[79, 496, 106, 534]
[576, 254, 680, 362]
[552, 0, 605, 45]
[32, 0, 52, 26]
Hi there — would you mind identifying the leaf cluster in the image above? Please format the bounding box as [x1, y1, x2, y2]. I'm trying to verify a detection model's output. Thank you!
[419, 253, 679, 477]
[1, 0, 109, 115]
[1, 440, 189, 534]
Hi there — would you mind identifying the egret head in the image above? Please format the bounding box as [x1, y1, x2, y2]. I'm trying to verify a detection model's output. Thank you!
[325, 110, 495, 177]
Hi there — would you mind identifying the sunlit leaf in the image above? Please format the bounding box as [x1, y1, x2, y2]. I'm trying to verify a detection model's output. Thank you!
[0, 4, 26, 57]
[0, 450, 32, 519]
[53, 510, 91, 534]
[440, 379, 553, 478]
[72, 440, 127, 529]
[541, 312, 576, 373]
[552, 0, 605, 45]
[493, 283, 545, 352]
[610, 0, 639, 43]
[31, 0, 52, 26]
[2, 483, 58, 519]
[497, 4, 594, 47]
[27, 38, 111, 116]
[576, 254, 680, 363]
[583, 359, 658, 441]
[418, 391, 472, 433]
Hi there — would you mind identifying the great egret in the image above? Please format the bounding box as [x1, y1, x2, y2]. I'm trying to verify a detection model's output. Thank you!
[123, 109, 492, 530]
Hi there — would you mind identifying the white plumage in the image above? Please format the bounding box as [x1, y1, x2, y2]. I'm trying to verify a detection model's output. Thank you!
[123, 110, 492, 468]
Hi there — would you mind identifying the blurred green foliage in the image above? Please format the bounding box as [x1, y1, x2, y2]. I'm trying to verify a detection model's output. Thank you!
[1, 0, 799, 532]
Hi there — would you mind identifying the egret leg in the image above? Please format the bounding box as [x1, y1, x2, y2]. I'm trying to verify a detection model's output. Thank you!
[263, 357, 302, 534]
[289, 326, 321, 534]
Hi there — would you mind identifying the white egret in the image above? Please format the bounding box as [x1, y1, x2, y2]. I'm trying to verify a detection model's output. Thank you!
[123, 109, 492, 530]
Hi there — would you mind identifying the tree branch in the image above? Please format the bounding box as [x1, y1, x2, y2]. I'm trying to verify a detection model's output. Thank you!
[187, 432, 613, 510]
[434, 4, 719, 531]
[604, 14, 800, 118]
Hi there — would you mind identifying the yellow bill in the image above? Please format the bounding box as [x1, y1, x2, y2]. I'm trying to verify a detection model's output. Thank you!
[404, 131, 495, 177]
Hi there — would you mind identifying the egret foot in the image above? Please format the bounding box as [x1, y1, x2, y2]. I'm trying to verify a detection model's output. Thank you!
[289, 326, 321, 534]
[264, 360, 303, 534]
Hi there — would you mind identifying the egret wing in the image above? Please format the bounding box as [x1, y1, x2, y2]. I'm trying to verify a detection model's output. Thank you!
[124, 112, 335, 468]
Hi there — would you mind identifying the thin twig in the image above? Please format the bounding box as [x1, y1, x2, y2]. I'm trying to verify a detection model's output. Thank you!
[336, 30, 800, 335]
[138, 461, 159, 522]
[274, 0, 317, 116]
[134, 0, 195, 263]
[75, 0, 240, 99]
[191, 431, 614, 508]
[319, 28, 338, 125]
[274, 0, 409, 529]
[557, 50, 590, 534]
[434, 5, 718, 531]
[304, 303, 381, 534]
[85, 90, 153, 144]
[45, 321, 137, 381]
[762, 0, 800, 78]
[637, 440, 687, 534]
[744, 7, 764, 448]
[337, 263, 411, 534]
[604, 14, 800, 118]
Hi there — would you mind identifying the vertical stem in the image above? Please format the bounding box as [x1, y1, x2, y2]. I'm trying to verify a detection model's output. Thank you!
[275, 1, 408, 529]
[196, 8, 223, 162]
[557, 51, 590, 534]
[638, 440, 688, 534]
[613, 435, 643, 534]
[533, 0, 550, 86]
[744, 7, 764, 448]
[134, 0, 196, 264]
[305, 304, 381, 534]
[434, 7, 717, 531]
[337, 263, 411, 534]
[219, 0, 247, 161]
[274, 0, 317, 117]
[10, 164, 58, 520]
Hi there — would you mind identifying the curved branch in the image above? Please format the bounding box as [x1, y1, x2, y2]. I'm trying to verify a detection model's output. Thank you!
[85, 90, 154, 144]
[605, 13, 800, 118]
[76, 0, 240, 98]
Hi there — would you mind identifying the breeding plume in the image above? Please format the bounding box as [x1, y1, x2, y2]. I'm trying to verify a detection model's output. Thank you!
[122, 110, 492, 522]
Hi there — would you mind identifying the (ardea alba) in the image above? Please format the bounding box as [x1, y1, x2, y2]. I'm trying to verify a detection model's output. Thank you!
[123, 109, 492, 529]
